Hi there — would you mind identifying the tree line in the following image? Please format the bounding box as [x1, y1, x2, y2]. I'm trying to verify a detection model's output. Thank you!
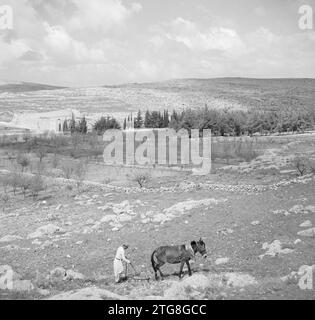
[64, 106, 315, 137]
[122, 107, 315, 136]
[167, 106, 315, 136]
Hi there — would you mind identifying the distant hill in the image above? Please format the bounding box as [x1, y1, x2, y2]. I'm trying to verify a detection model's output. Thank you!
[104, 78, 315, 113]
[0, 82, 65, 93]
[0, 78, 314, 117]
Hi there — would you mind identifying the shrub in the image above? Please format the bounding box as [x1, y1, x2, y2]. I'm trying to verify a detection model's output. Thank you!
[133, 171, 151, 188]
[51, 154, 60, 169]
[36, 146, 48, 162]
[29, 175, 46, 199]
[19, 175, 32, 198]
[74, 160, 87, 186]
[0, 192, 10, 212]
[10, 173, 21, 195]
[293, 156, 314, 176]
[61, 161, 75, 179]
[16, 153, 30, 172]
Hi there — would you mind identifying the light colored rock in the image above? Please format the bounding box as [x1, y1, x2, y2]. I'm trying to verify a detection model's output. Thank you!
[50, 267, 66, 279]
[294, 239, 302, 245]
[48, 286, 127, 300]
[299, 220, 313, 228]
[251, 221, 260, 226]
[40, 240, 53, 249]
[273, 209, 290, 216]
[164, 274, 210, 299]
[0, 235, 23, 243]
[117, 214, 132, 222]
[32, 239, 42, 245]
[27, 224, 64, 239]
[289, 205, 305, 215]
[217, 228, 234, 235]
[297, 228, 315, 238]
[152, 214, 169, 224]
[259, 240, 294, 259]
[163, 198, 227, 222]
[215, 258, 230, 265]
[100, 215, 116, 223]
[0, 244, 30, 251]
[224, 273, 257, 288]
[38, 288, 50, 296]
[65, 270, 85, 281]
[82, 227, 93, 234]
[305, 206, 315, 214]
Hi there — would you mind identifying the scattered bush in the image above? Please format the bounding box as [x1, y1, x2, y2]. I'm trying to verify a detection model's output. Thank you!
[61, 161, 75, 179]
[51, 154, 60, 169]
[0, 192, 10, 212]
[74, 160, 87, 186]
[293, 156, 315, 176]
[29, 175, 46, 199]
[36, 146, 48, 162]
[133, 171, 151, 188]
[19, 175, 32, 198]
[16, 153, 30, 172]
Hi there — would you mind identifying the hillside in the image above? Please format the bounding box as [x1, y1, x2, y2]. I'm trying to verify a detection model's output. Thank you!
[106, 78, 315, 113]
[0, 78, 314, 120]
[0, 82, 65, 93]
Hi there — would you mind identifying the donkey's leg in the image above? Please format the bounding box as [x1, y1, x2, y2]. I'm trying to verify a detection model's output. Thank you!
[186, 260, 192, 276]
[156, 261, 165, 279]
[178, 261, 185, 279]
[152, 264, 158, 281]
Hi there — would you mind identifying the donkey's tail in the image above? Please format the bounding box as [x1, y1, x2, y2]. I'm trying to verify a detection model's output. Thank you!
[151, 250, 157, 271]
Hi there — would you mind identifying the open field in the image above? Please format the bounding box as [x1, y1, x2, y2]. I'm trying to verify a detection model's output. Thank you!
[0, 132, 315, 300]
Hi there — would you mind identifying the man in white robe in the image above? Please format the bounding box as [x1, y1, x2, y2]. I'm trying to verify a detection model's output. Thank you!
[114, 244, 130, 283]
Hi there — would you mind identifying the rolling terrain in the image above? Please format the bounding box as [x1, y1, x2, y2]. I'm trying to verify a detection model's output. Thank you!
[0, 78, 314, 123]
[0, 134, 315, 300]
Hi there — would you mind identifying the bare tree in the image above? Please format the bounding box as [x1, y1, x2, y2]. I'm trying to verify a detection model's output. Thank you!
[133, 171, 151, 188]
[293, 156, 309, 176]
[36, 146, 48, 163]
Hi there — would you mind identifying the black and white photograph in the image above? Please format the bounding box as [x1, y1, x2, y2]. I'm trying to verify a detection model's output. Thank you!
[0, 0, 315, 304]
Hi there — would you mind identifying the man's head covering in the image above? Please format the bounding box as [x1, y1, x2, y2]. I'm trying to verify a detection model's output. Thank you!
[122, 244, 129, 249]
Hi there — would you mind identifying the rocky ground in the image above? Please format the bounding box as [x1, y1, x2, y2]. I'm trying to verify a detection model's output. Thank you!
[0, 162, 315, 299]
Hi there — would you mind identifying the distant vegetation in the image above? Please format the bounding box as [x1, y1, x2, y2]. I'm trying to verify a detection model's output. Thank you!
[123, 106, 315, 136]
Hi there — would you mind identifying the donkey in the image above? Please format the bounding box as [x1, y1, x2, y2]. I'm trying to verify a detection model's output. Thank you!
[151, 239, 207, 280]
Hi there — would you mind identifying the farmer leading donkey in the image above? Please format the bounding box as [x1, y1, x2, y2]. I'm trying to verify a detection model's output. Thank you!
[114, 244, 131, 283]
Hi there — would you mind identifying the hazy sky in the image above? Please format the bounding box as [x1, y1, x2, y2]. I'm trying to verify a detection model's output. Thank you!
[0, 0, 314, 86]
